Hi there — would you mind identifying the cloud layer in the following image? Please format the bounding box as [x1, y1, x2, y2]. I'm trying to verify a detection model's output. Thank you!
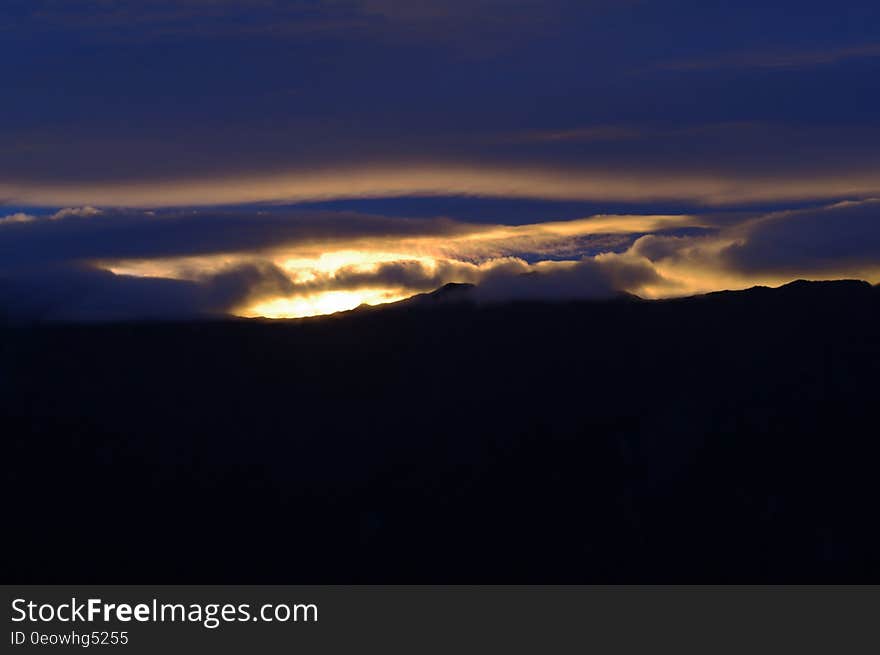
[4, 1, 880, 213]
[1, 200, 877, 321]
[6, 165, 880, 209]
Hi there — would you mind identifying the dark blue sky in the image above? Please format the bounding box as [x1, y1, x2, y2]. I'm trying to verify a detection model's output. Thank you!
[3, 0, 880, 197]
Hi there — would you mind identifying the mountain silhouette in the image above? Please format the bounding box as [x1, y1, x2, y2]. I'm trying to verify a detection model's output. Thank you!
[2, 279, 879, 582]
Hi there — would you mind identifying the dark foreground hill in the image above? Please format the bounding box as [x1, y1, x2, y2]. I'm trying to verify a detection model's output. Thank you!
[2, 279, 879, 582]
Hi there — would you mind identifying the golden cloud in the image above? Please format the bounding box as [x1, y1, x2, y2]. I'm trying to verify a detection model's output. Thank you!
[6, 203, 877, 321]
[5, 164, 880, 207]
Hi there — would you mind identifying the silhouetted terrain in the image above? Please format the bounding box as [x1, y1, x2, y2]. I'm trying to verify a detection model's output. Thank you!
[3, 280, 879, 582]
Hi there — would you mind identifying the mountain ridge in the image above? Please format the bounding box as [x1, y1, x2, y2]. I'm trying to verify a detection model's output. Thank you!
[3, 274, 879, 582]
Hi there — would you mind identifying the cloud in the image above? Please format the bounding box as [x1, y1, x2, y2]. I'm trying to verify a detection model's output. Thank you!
[0, 207, 695, 272]
[5, 0, 879, 217]
[0, 253, 654, 322]
[0, 212, 35, 224]
[0, 208, 692, 320]
[0, 261, 300, 322]
[0, 209, 473, 271]
[657, 43, 880, 72]
[2, 200, 878, 321]
[472, 255, 660, 302]
[0, 206, 101, 228]
[293, 258, 479, 294]
[0, 265, 207, 322]
[51, 206, 102, 219]
[237, 253, 664, 318]
[6, 164, 880, 208]
[288, 252, 662, 302]
[617, 199, 880, 297]
[722, 200, 880, 275]
[277, 254, 657, 298]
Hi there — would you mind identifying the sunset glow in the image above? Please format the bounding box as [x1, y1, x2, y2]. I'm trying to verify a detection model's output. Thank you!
[2, 0, 878, 322]
[243, 288, 411, 319]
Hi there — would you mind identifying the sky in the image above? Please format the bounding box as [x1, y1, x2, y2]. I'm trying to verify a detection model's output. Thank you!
[2, 0, 879, 319]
